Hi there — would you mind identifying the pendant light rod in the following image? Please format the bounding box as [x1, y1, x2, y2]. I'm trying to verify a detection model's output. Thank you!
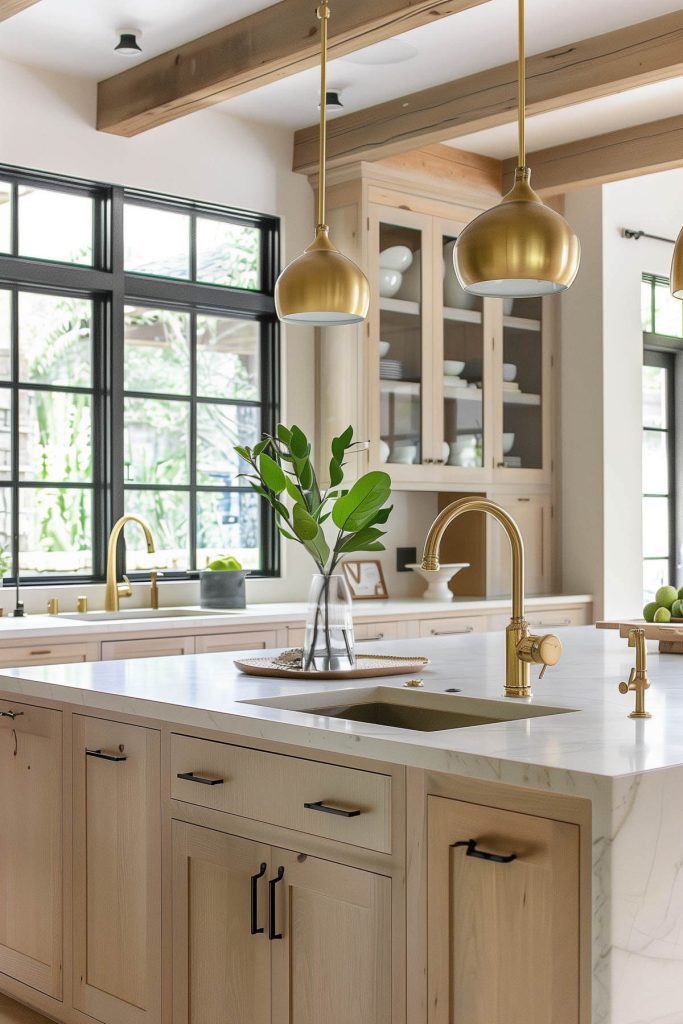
[517, 0, 525, 167]
[317, 0, 330, 230]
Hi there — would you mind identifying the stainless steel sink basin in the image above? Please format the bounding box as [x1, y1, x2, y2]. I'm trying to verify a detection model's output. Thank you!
[241, 686, 576, 733]
[59, 607, 234, 622]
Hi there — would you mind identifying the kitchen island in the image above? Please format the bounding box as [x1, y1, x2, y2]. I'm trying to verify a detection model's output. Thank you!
[0, 625, 678, 1024]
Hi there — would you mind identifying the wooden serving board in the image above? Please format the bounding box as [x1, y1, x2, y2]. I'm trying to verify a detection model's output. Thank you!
[597, 618, 683, 653]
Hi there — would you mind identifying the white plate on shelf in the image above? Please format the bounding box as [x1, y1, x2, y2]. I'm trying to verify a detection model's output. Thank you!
[379, 245, 413, 273]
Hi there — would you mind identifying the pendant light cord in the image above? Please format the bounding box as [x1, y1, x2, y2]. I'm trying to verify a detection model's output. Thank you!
[317, 1, 330, 230]
[517, 0, 525, 167]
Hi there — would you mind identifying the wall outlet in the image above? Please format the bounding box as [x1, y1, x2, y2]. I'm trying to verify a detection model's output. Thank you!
[396, 547, 417, 572]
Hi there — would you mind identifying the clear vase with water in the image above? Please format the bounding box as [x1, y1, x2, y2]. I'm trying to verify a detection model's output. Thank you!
[303, 573, 355, 672]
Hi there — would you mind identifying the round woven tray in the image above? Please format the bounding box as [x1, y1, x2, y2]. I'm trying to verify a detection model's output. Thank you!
[234, 652, 430, 680]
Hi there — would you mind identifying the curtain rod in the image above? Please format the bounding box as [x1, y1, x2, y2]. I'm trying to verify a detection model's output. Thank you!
[623, 228, 676, 245]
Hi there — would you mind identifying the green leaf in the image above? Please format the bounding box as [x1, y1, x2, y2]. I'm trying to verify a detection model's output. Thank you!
[331, 471, 391, 533]
[339, 425, 354, 449]
[259, 452, 286, 494]
[271, 497, 290, 521]
[331, 425, 354, 464]
[329, 457, 343, 487]
[299, 460, 313, 491]
[292, 504, 319, 541]
[276, 424, 292, 445]
[277, 523, 297, 542]
[337, 527, 385, 553]
[234, 445, 251, 463]
[253, 438, 270, 459]
[370, 505, 393, 526]
[248, 482, 270, 501]
[284, 476, 305, 505]
[290, 425, 309, 459]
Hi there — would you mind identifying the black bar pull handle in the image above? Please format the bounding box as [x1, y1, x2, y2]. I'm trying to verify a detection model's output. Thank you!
[0, 710, 23, 720]
[268, 866, 285, 940]
[304, 800, 361, 818]
[86, 748, 128, 762]
[251, 862, 267, 935]
[452, 838, 517, 864]
[177, 770, 224, 786]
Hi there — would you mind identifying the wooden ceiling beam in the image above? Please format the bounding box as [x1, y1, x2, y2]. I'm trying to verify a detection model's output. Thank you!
[293, 9, 683, 174]
[0, 0, 40, 21]
[503, 114, 683, 196]
[97, 0, 490, 138]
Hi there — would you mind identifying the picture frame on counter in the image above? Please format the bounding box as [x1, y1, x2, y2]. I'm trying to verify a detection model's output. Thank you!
[342, 559, 389, 601]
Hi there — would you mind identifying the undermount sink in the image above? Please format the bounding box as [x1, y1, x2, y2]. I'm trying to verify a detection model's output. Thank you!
[241, 686, 576, 733]
[59, 607, 234, 622]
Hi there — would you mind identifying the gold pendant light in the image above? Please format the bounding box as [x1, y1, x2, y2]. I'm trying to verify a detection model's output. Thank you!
[671, 228, 683, 299]
[454, 0, 580, 297]
[275, 1, 370, 326]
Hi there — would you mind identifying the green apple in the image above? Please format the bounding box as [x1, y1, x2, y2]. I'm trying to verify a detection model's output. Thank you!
[643, 602, 659, 622]
[207, 555, 243, 571]
[672, 600, 683, 619]
[654, 607, 672, 624]
[655, 584, 678, 610]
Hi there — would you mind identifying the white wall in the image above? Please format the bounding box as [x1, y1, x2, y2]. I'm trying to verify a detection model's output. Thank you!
[561, 167, 683, 618]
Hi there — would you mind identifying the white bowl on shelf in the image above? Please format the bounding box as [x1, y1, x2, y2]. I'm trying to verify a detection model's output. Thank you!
[398, 253, 420, 301]
[503, 362, 517, 382]
[379, 245, 413, 273]
[503, 298, 515, 316]
[449, 435, 478, 467]
[391, 443, 417, 464]
[405, 562, 470, 601]
[379, 439, 390, 463]
[502, 432, 515, 455]
[379, 269, 403, 298]
[443, 240, 477, 310]
[379, 340, 390, 357]
[443, 359, 466, 376]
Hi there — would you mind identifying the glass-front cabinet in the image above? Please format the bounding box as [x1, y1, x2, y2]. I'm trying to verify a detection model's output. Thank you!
[368, 204, 550, 485]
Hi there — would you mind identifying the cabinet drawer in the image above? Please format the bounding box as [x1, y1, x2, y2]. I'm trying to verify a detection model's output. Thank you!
[170, 734, 392, 854]
[419, 616, 486, 638]
[101, 635, 194, 660]
[488, 607, 589, 631]
[0, 641, 99, 668]
[355, 620, 400, 642]
[195, 630, 279, 654]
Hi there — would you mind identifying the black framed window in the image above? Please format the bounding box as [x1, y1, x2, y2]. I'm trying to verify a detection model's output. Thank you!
[643, 349, 676, 599]
[0, 166, 280, 582]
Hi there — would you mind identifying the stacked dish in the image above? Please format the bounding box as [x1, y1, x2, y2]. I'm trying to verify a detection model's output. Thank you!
[380, 246, 413, 298]
[443, 358, 467, 389]
[448, 435, 478, 467]
[380, 358, 403, 380]
[391, 442, 417, 464]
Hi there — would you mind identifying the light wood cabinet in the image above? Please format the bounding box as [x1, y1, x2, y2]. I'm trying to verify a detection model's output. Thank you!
[487, 494, 553, 596]
[101, 635, 195, 660]
[0, 701, 62, 999]
[0, 641, 98, 668]
[194, 629, 280, 653]
[172, 821, 393, 1024]
[72, 715, 161, 1024]
[427, 795, 580, 1024]
[172, 821, 271, 1024]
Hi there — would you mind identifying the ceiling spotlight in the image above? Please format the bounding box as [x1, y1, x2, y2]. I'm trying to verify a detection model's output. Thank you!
[319, 89, 343, 110]
[115, 30, 142, 56]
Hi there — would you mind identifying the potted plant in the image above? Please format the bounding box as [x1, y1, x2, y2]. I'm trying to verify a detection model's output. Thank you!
[200, 554, 248, 609]
[235, 424, 392, 671]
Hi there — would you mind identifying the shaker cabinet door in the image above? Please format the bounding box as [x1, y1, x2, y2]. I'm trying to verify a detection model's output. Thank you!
[171, 821, 271, 1024]
[427, 795, 580, 1024]
[0, 701, 62, 998]
[271, 848, 393, 1024]
[72, 716, 161, 1024]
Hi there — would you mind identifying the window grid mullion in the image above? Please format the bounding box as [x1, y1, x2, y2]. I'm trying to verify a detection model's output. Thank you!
[190, 310, 198, 572]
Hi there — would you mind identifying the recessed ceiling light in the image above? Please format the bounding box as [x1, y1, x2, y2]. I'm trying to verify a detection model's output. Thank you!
[115, 29, 142, 56]
[342, 39, 418, 66]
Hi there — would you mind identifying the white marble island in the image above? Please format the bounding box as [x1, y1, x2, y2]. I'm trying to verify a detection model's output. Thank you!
[0, 625, 680, 1024]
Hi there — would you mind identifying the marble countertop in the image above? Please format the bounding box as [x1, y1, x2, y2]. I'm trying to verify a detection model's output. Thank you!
[0, 594, 592, 641]
[0, 625, 673, 781]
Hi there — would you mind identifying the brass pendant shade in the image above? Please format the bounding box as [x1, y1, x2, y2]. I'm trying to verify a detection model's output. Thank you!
[454, 0, 580, 298]
[275, 1, 369, 326]
[671, 227, 683, 299]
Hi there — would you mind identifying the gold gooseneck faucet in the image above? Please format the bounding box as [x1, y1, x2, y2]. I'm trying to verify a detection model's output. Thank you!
[421, 497, 562, 697]
[618, 627, 652, 719]
[105, 515, 156, 612]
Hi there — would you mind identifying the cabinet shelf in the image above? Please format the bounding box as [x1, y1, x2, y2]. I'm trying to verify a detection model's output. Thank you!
[381, 379, 540, 406]
[380, 296, 420, 316]
[443, 306, 482, 324]
[503, 315, 541, 332]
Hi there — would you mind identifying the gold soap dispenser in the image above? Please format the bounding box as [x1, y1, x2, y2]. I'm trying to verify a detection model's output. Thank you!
[618, 627, 652, 719]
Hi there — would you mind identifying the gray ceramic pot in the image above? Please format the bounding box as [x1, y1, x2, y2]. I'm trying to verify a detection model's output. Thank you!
[199, 570, 247, 610]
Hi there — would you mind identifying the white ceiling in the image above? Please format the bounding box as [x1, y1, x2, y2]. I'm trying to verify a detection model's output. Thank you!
[2, 0, 683, 159]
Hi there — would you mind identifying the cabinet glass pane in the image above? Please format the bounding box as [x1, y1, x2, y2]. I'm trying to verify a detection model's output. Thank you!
[502, 296, 543, 470]
[379, 222, 422, 466]
[0, 183, 11, 254]
[442, 234, 484, 467]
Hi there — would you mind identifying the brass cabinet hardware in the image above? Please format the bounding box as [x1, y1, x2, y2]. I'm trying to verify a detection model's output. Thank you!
[618, 627, 652, 719]
[29, 649, 51, 656]
[422, 497, 562, 697]
[529, 619, 571, 628]
[357, 633, 384, 642]
[77, 596, 88, 613]
[47, 598, 59, 615]
[431, 626, 474, 636]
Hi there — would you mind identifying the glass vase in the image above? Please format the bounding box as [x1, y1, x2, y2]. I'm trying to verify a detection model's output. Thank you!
[303, 573, 355, 672]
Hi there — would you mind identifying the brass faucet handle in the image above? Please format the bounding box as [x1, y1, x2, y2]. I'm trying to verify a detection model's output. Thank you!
[117, 574, 132, 599]
[517, 633, 562, 678]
